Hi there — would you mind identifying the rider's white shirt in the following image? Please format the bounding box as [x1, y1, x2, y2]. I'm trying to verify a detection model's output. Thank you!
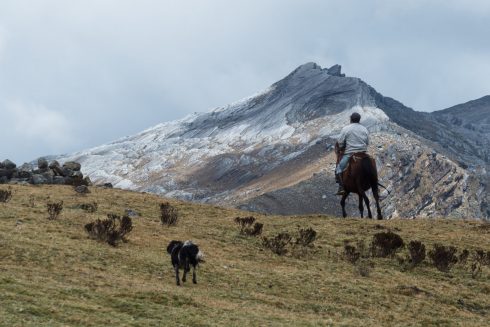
[337, 123, 369, 154]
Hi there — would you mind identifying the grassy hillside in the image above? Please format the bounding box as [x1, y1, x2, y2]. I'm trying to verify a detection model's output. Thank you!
[0, 184, 489, 326]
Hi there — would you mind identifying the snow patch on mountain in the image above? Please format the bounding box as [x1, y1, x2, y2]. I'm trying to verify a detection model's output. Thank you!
[58, 101, 388, 191]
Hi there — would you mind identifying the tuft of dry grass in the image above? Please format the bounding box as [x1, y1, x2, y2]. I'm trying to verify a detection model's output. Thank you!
[0, 184, 489, 326]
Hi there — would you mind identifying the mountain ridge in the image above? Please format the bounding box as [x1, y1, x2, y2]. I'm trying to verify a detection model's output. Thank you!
[54, 62, 489, 219]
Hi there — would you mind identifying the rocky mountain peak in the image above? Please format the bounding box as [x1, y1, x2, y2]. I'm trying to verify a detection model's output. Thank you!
[326, 64, 344, 77]
[50, 62, 489, 219]
[287, 62, 345, 80]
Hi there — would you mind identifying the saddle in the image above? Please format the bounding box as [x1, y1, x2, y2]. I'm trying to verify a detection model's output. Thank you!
[344, 152, 371, 177]
[350, 152, 370, 162]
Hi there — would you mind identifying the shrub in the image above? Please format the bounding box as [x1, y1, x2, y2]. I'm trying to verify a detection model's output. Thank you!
[470, 249, 490, 278]
[458, 249, 470, 266]
[343, 244, 360, 264]
[262, 232, 292, 256]
[356, 260, 373, 277]
[0, 188, 12, 203]
[28, 195, 35, 208]
[159, 202, 178, 226]
[428, 244, 458, 272]
[85, 213, 133, 246]
[407, 240, 426, 266]
[295, 227, 317, 247]
[47, 201, 63, 220]
[234, 216, 263, 236]
[79, 202, 98, 213]
[371, 231, 404, 257]
[356, 239, 369, 258]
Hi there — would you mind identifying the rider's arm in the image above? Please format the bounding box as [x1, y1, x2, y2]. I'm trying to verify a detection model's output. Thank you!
[337, 129, 347, 150]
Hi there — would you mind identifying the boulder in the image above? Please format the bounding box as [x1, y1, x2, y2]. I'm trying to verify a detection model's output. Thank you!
[48, 160, 60, 169]
[42, 171, 54, 184]
[33, 168, 49, 175]
[63, 161, 81, 171]
[71, 171, 83, 179]
[83, 176, 92, 186]
[51, 165, 65, 177]
[63, 168, 73, 177]
[103, 182, 113, 188]
[0, 169, 14, 179]
[0, 176, 8, 184]
[17, 170, 32, 179]
[2, 159, 16, 170]
[31, 174, 48, 185]
[125, 208, 140, 217]
[38, 158, 49, 169]
[18, 163, 32, 170]
[74, 185, 90, 194]
[53, 176, 66, 185]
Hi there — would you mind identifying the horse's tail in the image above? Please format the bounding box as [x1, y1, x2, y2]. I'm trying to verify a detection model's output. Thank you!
[361, 157, 379, 194]
[377, 182, 391, 194]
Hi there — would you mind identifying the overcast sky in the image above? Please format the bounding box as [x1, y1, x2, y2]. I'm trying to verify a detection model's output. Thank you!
[1, 0, 489, 163]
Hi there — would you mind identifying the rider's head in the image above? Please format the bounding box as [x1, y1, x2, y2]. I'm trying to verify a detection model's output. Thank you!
[350, 112, 361, 123]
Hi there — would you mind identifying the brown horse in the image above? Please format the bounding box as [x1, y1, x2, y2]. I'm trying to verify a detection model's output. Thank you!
[335, 143, 383, 220]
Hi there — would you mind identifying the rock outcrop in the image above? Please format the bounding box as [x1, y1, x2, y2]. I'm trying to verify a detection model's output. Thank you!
[0, 158, 91, 186]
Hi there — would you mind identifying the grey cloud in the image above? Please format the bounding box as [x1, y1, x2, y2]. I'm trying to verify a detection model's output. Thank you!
[0, 0, 488, 162]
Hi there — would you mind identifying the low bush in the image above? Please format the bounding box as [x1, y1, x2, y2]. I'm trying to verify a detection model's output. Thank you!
[371, 231, 404, 257]
[0, 188, 12, 203]
[47, 201, 63, 220]
[356, 260, 373, 277]
[295, 227, 317, 247]
[79, 202, 98, 213]
[407, 240, 426, 266]
[262, 232, 292, 256]
[85, 213, 133, 246]
[160, 202, 178, 226]
[343, 244, 360, 264]
[469, 249, 490, 278]
[234, 216, 263, 236]
[28, 195, 35, 208]
[458, 249, 470, 266]
[428, 244, 458, 272]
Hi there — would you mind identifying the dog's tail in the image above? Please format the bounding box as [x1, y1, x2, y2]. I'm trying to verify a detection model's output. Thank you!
[196, 250, 205, 263]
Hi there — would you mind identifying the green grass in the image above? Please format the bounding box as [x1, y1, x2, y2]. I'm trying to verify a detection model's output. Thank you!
[0, 184, 489, 326]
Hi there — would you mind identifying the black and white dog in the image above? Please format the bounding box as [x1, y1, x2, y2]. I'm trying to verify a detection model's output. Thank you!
[166, 240, 203, 286]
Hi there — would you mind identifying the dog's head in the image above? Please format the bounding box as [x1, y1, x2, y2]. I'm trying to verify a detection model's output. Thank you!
[167, 240, 183, 254]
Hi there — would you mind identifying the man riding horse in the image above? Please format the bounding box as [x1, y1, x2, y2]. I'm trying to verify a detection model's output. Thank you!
[333, 112, 383, 219]
[335, 112, 369, 195]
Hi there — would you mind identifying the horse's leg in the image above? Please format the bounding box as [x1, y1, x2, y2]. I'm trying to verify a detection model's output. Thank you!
[340, 192, 349, 218]
[358, 193, 364, 218]
[361, 191, 372, 219]
[372, 187, 383, 220]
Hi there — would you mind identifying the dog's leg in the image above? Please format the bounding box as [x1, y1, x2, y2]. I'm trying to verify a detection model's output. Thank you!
[192, 265, 197, 284]
[182, 258, 189, 282]
[174, 265, 181, 286]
